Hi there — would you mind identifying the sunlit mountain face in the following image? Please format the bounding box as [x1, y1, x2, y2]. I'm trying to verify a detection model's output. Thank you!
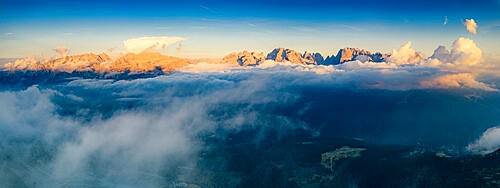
[1, 0, 500, 187]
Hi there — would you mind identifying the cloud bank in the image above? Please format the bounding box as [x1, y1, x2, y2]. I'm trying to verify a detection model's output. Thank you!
[1, 63, 500, 185]
[420, 73, 496, 91]
[124, 36, 186, 54]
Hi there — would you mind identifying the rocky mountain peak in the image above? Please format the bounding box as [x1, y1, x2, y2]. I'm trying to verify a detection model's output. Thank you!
[223, 46, 388, 66]
[266, 48, 319, 65]
[3, 53, 113, 72]
[111, 52, 189, 72]
[323, 48, 389, 65]
[336, 48, 371, 63]
[4, 46, 392, 72]
[223, 50, 266, 66]
[3, 52, 190, 73]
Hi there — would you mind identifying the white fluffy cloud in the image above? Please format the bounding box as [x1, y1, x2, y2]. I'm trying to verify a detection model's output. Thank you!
[387, 42, 424, 65]
[124, 36, 186, 54]
[468, 126, 500, 155]
[449, 37, 483, 65]
[463, 19, 478, 35]
[429, 37, 483, 66]
[360, 37, 482, 68]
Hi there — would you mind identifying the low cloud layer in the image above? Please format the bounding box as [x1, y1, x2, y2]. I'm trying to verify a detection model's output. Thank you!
[420, 73, 496, 91]
[124, 36, 186, 54]
[463, 19, 478, 35]
[0, 72, 310, 185]
[1, 65, 500, 185]
[468, 126, 500, 155]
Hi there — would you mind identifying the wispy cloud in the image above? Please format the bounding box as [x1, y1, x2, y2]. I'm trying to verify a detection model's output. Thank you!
[197, 3, 221, 16]
[290, 26, 319, 33]
[1, 32, 13, 37]
[153, 27, 170, 30]
[190, 26, 208, 29]
[54, 46, 70, 57]
[176, 43, 184, 52]
[327, 24, 365, 32]
[480, 21, 500, 33]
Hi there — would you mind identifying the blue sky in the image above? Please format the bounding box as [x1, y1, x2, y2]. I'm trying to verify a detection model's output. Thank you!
[0, 0, 499, 59]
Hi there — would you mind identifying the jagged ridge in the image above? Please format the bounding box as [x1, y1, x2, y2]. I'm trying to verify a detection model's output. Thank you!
[223, 47, 389, 66]
[3, 52, 190, 72]
[3, 47, 390, 72]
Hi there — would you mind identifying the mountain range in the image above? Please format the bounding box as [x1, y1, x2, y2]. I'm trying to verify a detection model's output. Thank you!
[2, 47, 390, 72]
[223, 47, 389, 66]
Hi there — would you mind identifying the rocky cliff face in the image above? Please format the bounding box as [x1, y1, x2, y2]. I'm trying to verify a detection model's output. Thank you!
[223, 48, 324, 66]
[53, 53, 111, 71]
[3, 47, 391, 72]
[324, 48, 389, 65]
[3, 52, 189, 72]
[266, 48, 320, 65]
[110, 52, 189, 72]
[224, 47, 388, 66]
[4, 53, 111, 72]
[223, 50, 266, 66]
